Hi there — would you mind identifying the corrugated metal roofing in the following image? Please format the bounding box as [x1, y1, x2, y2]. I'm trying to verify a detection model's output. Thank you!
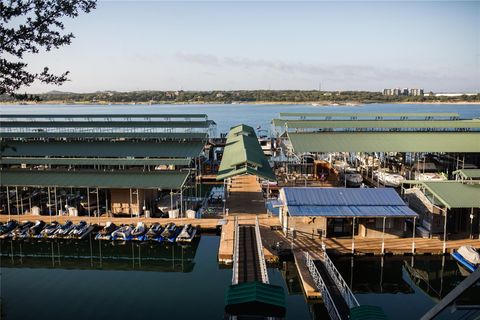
[453, 169, 480, 179]
[225, 282, 285, 309]
[0, 114, 208, 119]
[217, 124, 275, 181]
[279, 112, 459, 119]
[1, 141, 204, 158]
[0, 132, 208, 140]
[349, 305, 388, 320]
[274, 119, 480, 129]
[288, 132, 480, 153]
[283, 187, 418, 217]
[0, 157, 191, 166]
[0, 170, 189, 189]
[422, 182, 480, 209]
[1, 120, 213, 128]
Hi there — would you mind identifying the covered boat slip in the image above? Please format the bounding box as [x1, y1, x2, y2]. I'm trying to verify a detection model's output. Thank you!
[277, 188, 418, 252]
[278, 112, 461, 120]
[402, 181, 480, 243]
[453, 169, 480, 181]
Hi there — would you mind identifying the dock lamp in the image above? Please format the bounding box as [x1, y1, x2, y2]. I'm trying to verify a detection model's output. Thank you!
[470, 212, 474, 239]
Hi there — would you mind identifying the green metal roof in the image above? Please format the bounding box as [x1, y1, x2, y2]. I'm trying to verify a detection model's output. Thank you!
[272, 119, 480, 129]
[287, 132, 480, 153]
[1, 120, 214, 128]
[217, 124, 275, 181]
[421, 182, 480, 209]
[1, 141, 204, 158]
[0, 113, 208, 119]
[0, 170, 189, 189]
[0, 132, 208, 140]
[279, 112, 459, 118]
[225, 281, 285, 309]
[349, 306, 388, 320]
[0, 157, 191, 166]
[452, 169, 480, 179]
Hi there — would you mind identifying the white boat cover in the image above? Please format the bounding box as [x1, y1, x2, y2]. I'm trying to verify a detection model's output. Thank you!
[458, 245, 480, 265]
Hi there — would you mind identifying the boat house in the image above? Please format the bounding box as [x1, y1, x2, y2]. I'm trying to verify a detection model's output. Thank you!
[0, 113, 215, 218]
[276, 187, 418, 239]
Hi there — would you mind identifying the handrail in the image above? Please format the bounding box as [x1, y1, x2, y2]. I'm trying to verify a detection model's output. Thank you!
[255, 216, 269, 284]
[322, 248, 360, 308]
[231, 216, 239, 285]
[304, 251, 341, 320]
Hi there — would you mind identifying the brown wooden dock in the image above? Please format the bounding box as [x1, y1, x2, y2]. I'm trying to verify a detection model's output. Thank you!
[292, 250, 321, 299]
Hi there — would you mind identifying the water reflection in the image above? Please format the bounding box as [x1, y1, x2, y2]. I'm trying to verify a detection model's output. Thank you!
[1, 236, 200, 272]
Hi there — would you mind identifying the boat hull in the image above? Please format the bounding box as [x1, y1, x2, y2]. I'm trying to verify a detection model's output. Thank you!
[452, 251, 477, 273]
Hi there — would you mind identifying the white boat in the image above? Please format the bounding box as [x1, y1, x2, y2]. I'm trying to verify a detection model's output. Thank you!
[415, 172, 447, 181]
[257, 130, 274, 157]
[111, 224, 133, 240]
[376, 171, 404, 187]
[131, 221, 146, 239]
[176, 224, 198, 243]
[451, 245, 480, 273]
[342, 168, 363, 187]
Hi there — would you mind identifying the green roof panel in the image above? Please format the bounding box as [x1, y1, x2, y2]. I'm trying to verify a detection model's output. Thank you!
[288, 132, 480, 153]
[0, 157, 191, 166]
[422, 182, 480, 209]
[452, 169, 480, 179]
[0, 170, 189, 189]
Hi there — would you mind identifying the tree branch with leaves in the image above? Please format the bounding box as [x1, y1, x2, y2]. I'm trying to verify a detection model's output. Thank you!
[0, 0, 96, 95]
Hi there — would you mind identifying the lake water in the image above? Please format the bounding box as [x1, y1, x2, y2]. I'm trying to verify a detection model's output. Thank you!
[1, 103, 480, 135]
[2, 103, 480, 319]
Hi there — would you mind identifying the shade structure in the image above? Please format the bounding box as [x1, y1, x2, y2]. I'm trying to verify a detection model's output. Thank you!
[281, 187, 418, 218]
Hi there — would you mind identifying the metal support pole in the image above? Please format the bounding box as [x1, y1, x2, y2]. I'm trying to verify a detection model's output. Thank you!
[105, 189, 108, 218]
[136, 188, 140, 218]
[48, 187, 52, 223]
[54, 187, 58, 216]
[170, 189, 173, 211]
[28, 187, 32, 214]
[443, 209, 447, 254]
[381, 216, 386, 255]
[180, 188, 183, 218]
[87, 187, 91, 217]
[20, 187, 24, 215]
[412, 216, 416, 254]
[351, 217, 355, 255]
[6, 186, 11, 220]
[97, 188, 100, 224]
[129, 188, 133, 219]
[15, 186, 19, 218]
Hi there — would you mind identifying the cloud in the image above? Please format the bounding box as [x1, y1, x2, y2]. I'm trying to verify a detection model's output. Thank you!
[175, 52, 445, 83]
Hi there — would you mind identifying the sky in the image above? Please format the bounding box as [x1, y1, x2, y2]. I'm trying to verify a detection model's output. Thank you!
[18, 0, 480, 93]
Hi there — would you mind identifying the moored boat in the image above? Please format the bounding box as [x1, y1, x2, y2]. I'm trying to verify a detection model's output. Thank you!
[111, 224, 133, 241]
[131, 221, 146, 240]
[29, 220, 46, 237]
[11, 221, 34, 239]
[176, 224, 198, 243]
[157, 222, 177, 243]
[0, 220, 18, 238]
[143, 223, 163, 241]
[40, 222, 60, 238]
[376, 171, 404, 187]
[68, 221, 94, 239]
[53, 220, 75, 238]
[95, 222, 118, 240]
[451, 245, 480, 273]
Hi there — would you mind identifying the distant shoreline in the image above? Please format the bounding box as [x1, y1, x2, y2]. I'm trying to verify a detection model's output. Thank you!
[1, 100, 479, 106]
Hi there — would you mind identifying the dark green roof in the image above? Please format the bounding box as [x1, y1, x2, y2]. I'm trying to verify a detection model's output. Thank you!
[0, 157, 191, 166]
[279, 112, 459, 119]
[225, 281, 285, 309]
[288, 132, 480, 153]
[452, 169, 480, 179]
[421, 182, 480, 209]
[0, 170, 189, 189]
[1, 141, 204, 158]
[0, 113, 208, 119]
[1, 120, 214, 128]
[217, 124, 275, 181]
[349, 305, 388, 320]
[0, 132, 207, 140]
[272, 119, 480, 129]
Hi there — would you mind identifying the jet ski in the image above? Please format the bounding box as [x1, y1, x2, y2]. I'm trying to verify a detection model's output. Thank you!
[131, 222, 146, 240]
[53, 220, 74, 238]
[159, 223, 180, 243]
[67, 221, 94, 240]
[11, 221, 34, 239]
[40, 222, 60, 238]
[0, 220, 19, 239]
[176, 224, 198, 243]
[143, 223, 163, 241]
[111, 224, 133, 241]
[29, 220, 46, 237]
[95, 222, 118, 240]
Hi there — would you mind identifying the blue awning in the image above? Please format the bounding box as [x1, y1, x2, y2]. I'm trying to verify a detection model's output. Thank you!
[283, 187, 418, 218]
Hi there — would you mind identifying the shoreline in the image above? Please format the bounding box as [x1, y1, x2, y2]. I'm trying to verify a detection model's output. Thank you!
[1, 100, 479, 106]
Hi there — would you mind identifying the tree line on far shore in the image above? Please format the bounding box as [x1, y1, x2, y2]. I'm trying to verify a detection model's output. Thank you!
[1, 90, 479, 104]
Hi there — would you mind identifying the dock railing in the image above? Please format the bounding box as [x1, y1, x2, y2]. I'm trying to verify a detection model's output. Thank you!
[304, 251, 341, 320]
[232, 216, 239, 284]
[322, 247, 360, 309]
[255, 215, 269, 284]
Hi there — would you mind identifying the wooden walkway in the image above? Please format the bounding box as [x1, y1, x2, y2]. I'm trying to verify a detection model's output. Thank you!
[237, 225, 261, 283]
[293, 250, 321, 299]
[226, 175, 266, 215]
